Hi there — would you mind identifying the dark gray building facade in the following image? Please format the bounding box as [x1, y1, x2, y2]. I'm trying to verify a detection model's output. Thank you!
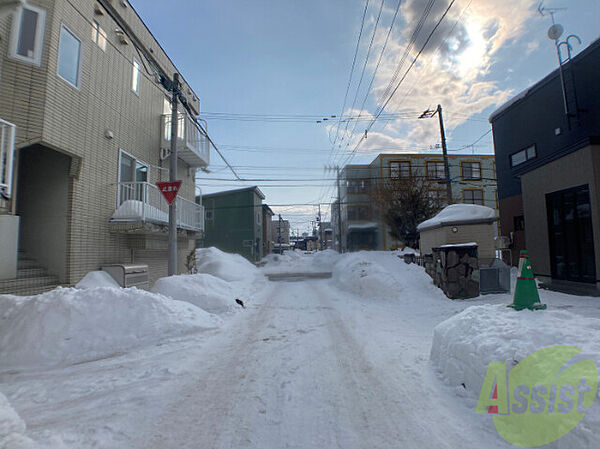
[490, 38, 600, 295]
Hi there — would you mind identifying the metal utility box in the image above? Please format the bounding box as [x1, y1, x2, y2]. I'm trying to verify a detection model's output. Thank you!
[479, 258, 511, 294]
[102, 264, 149, 289]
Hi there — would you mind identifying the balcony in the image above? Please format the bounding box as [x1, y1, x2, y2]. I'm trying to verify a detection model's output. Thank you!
[111, 182, 204, 232]
[161, 113, 210, 168]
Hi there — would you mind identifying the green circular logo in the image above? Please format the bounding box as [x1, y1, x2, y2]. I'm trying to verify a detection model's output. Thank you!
[477, 345, 598, 447]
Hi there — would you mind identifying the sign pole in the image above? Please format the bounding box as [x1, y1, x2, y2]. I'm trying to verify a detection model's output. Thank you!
[168, 73, 179, 276]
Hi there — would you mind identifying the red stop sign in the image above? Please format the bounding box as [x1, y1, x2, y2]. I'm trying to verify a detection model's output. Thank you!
[156, 181, 182, 205]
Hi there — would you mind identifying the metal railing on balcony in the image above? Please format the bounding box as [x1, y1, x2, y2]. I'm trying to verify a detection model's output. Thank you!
[161, 113, 210, 168]
[0, 119, 16, 198]
[112, 182, 204, 232]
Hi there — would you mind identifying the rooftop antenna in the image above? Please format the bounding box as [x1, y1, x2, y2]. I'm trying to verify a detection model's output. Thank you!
[538, 2, 581, 126]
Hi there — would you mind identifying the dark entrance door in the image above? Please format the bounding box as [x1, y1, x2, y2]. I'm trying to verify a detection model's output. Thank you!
[546, 184, 596, 283]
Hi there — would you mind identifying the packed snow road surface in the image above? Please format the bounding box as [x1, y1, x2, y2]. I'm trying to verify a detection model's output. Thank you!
[140, 279, 495, 449]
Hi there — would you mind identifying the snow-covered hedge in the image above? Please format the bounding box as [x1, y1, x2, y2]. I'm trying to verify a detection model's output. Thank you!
[0, 287, 220, 369]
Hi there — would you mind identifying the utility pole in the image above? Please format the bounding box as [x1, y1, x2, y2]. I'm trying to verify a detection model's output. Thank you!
[168, 73, 179, 276]
[336, 167, 343, 253]
[278, 214, 283, 254]
[419, 104, 453, 204]
[318, 204, 322, 251]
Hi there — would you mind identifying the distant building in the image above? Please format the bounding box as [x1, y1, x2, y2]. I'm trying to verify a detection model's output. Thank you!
[262, 205, 274, 257]
[271, 217, 290, 253]
[332, 153, 498, 252]
[200, 187, 265, 262]
[490, 38, 600, 295]
[318, 221, 333, 249]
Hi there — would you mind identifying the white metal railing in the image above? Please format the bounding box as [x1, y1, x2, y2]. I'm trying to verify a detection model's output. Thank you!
[113, 182, 204, 232]
[0, 119, 16, 198]
[161, 113, 210, 167]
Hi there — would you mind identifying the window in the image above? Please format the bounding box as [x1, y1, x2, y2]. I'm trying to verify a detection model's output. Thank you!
[461, 161, 481, 180]
[118, 151, 148, 203]
[510, 145, 536, 167]
[257, 211, 262, 225]
[58, 25, 81, 87]
[10, 5, 46, 65]
[463, 189, 484, 205]
[205, 210, 214, 221]
[513, 215, 525, 231]
[347, 205, 371, 220]
[347, 179, 369, 194]
[390, 161, 411, 179]
[426, 161, 445, 180]
[91, 20, 107, 51]
[131, 58, 140, 94]
[428, 190, 447, 205]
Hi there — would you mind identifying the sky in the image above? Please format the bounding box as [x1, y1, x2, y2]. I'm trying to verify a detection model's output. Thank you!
[132, 0, 599, 234]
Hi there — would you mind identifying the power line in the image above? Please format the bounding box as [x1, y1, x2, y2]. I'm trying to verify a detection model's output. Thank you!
[341, 0, 457, 167]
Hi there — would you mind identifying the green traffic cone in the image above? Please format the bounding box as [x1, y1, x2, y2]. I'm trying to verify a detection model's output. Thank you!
[508, 250, 547, 311]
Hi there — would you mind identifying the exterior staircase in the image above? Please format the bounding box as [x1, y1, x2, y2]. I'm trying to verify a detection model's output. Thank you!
[0, 251, 61, 296]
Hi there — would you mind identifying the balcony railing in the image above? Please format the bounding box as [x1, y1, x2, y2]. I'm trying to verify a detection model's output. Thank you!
[0, 119, 16, 198]
[111, 182, 204, 232]
[161, 113, 210, 168]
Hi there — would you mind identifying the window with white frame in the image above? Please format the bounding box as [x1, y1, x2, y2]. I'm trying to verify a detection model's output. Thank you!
[390, 161, 411, 179]
[10, 5, 46, 65]
[131, 58, 141, 94]
[461, 161, 481, 180]
[426, 161, 445, 180]
[510, 145, 536, 167]
[91, 20, 107, 51]
[58, 25, 82, 87]
[118, 151, 148, 203]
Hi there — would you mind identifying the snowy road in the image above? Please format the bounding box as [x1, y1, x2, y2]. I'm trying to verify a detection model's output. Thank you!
[137, 279, 503, 449]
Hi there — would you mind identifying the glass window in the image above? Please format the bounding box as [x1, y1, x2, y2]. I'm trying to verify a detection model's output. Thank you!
[461, 162, 481, 180]
[132, 59, 140, 94]
[428, 190, 447, 205]
[426, 161, 445, 180]
[91, 20, 107, 51]
[10, 5, 46, 65]
[205, 210, 214, 220]
[511, 145, 536, 167]
[390, 161, 410, 179]
[58, 25, 81, 87]
[463, 189, 484, 205]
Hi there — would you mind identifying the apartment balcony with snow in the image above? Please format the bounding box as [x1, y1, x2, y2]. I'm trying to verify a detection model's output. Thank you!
[160, 112, 210, 168]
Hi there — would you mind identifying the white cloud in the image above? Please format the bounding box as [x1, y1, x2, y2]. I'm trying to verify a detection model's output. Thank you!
[333, 0, 539, 157]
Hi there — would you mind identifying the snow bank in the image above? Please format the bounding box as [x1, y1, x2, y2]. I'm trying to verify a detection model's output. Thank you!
[152, 274, 238, 314]
[75, 271, 120, 289]
[196, 247, 261, 282]
[430, 304, 600, 447]
[262, 249, 339, 275]
[332, 251, 439, 300]
[0, 287, 220, 369]
[417, 204, 497, 231]
[0, 391, 38, 449]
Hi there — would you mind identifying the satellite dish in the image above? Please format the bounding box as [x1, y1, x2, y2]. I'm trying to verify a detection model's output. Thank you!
[547, 23, 564, 40]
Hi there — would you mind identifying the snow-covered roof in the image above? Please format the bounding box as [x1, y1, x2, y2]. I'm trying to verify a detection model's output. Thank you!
[488, 87, 531, 122]
[348, 222, 378, 231]
[417, 204, 497, 232]
[439, 242, 478, 248]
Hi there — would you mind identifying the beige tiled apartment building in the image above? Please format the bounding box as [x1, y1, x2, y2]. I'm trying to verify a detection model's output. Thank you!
[0, 0, 211, 294]
[333, 153, 498, 252]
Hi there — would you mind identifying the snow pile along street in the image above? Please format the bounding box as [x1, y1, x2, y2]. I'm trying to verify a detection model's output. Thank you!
[0, 287, 220, 370]
[0, 391, 39, 449]
[431, 303, 600, 448]
[152, 273, 239, 314]
[196, 247, 262, 282]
